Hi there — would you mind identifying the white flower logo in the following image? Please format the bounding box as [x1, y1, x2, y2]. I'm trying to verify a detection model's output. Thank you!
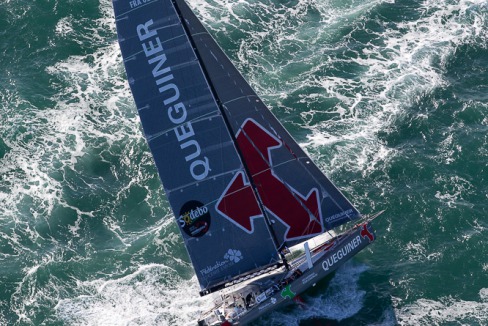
[224, 249, 243, 263]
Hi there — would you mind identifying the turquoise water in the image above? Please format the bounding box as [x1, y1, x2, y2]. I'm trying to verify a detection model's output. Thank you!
[1, 0, 487, 325]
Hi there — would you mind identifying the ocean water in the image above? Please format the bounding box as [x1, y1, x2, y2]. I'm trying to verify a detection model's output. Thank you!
[1, 0, 487, 325]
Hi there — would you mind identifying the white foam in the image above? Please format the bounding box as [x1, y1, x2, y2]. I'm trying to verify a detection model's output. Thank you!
[0, 0, 128, 239]
[395, 289, 488, 325]
[434, 175, 474, 209]
[55, 264, 207, 326]
[55, 17, 74, 37]
[262, 261, 369, 325]
[0, 40, 128, 242]
[0, 4, 154, 323]
[480, 288, 488, 302]
[296, 0, 485, 178]
[306, 261, 368, 321]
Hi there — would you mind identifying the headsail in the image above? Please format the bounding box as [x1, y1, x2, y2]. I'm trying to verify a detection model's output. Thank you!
[174, 0, 361, 248]
[113, 0, 362, 294]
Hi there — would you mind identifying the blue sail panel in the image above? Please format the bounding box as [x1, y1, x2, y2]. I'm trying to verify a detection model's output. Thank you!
[113, 0, 281, 292]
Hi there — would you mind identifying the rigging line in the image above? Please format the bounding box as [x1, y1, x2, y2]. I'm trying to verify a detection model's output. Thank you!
[171, 0, 287, 267]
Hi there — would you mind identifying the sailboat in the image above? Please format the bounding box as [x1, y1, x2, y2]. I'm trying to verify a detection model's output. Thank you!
[112, 0, 379, 324]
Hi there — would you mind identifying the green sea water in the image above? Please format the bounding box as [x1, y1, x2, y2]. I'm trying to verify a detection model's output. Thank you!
[1, 0, 487, 325]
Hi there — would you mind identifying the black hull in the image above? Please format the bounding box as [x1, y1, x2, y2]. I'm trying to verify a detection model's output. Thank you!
[198, 222, 376, 325]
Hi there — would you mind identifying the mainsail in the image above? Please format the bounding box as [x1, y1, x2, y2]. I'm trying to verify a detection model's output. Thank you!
[113, 0, 361, 294]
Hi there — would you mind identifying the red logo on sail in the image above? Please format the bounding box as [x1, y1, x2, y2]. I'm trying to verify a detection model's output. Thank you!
[360, 224, 375, 242]
[216, 119, 323, 241]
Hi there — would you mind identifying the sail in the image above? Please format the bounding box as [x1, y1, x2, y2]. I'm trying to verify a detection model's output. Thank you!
[113, 0, 362, 293]
[174, 0, 362, 248]
[112, 0, 281, 293]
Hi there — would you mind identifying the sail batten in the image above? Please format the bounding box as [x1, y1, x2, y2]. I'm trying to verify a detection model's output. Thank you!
[165, 167, 244, 195]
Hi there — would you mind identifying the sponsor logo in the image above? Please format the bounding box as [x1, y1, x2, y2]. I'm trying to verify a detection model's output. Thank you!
[360, 223, 375, 242]
[322, 235, 362, 271]
[325, 208, 354, 223]
[281, 285, 296, 299]
[256, 292, 267, 304]
[136, 20, 210, 182]
[257, 297, 277, 311]
[224, 249, 243, 263]
[256, 286, 276, 304]
[200, 260, 230, 276]
[178, 200, 210, 237]
[200, 249, 243, 277]
[129, 0, 150, 9]
[216, 119, 323, 241]
[301, 272, 318, 285]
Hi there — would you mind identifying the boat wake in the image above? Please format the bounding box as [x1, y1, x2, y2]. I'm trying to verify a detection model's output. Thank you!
[395, 288, 488, 325]
[258, 261, 369, 325]
[55, 265, 205, 326]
